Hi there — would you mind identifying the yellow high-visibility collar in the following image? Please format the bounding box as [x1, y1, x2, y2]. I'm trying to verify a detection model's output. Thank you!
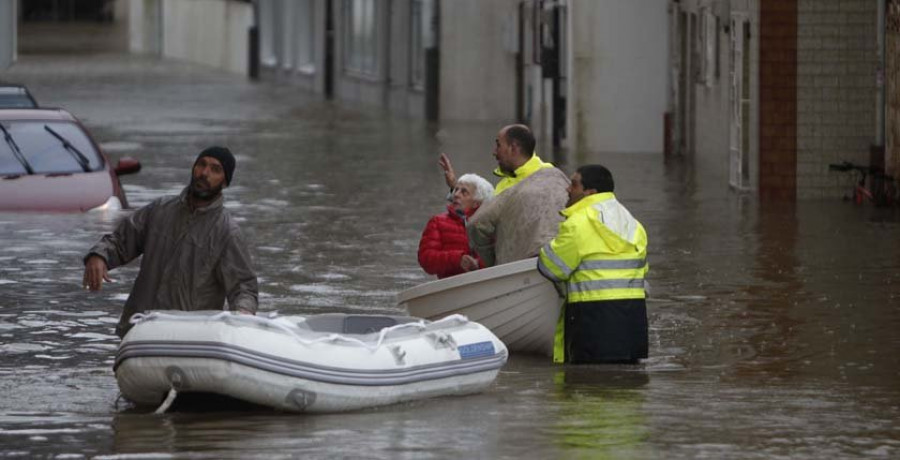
[493, 154, 555, 194]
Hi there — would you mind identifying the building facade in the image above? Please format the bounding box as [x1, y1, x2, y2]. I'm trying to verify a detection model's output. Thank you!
[122, 0, 896, 201]
[258, 0, 437, 119]
[128, 0, 252, 76]
[670, 0, 890, 200]
[127, 0, 667, 154]
[256, 0, 668, 154]
[888, 0, 900, 178]
[495, 1, 669, 155]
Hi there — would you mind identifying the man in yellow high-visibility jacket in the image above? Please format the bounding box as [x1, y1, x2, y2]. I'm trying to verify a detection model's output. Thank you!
[538, 165, 648, 364]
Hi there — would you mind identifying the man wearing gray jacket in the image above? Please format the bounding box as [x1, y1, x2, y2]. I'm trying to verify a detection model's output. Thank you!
[83, 146, 258, 338]
[440, 125, 569, 266]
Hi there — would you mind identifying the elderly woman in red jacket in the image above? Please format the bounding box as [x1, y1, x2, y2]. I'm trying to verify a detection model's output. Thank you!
[418, 173, 495, 279]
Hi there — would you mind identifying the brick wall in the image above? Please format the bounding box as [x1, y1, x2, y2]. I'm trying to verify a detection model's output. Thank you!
[888, 0, 900, 178]
[796, 0, 877, 199]
[759, 0, 798, 200]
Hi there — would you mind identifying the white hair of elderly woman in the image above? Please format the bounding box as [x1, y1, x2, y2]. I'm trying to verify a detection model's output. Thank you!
[456, 173, 495, 203]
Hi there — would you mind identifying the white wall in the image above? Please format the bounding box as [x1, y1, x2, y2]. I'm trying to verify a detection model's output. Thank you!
[162, 0, 253, 76]
[440, 0, 520, 122]
[129, 0, 252, 75]
[0, 0, 16, 70]
[129, 0, 161, 55]
[568, 0, 668, 153]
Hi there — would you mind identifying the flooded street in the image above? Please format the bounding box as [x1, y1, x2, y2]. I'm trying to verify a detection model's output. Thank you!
[2, 25, 900, 459]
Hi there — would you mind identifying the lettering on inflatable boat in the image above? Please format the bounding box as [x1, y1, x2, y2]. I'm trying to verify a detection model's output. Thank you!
[458, 341, 495, 359]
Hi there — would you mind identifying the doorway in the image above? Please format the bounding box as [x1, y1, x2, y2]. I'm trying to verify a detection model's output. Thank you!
[516, 0, 567, 151]
[673, 8, 693, 156]
[729, 15, 751, 189]
[887, 0, 900, 176]
[324, 0, 335, 99]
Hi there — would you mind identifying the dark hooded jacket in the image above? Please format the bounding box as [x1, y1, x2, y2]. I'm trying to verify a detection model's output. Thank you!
[86, 187, 258, 337]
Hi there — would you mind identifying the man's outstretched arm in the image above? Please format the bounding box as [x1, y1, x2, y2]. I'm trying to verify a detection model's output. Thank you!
[82, 203, 153, 291]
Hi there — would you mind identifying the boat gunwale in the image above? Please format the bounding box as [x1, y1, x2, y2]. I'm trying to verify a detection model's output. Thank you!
[397, 257, 542, 303]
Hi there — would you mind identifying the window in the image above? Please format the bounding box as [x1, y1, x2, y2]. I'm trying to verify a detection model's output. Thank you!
[260, 0, 316, 74]
[343, 0, 378, 76]
[699, 8, 717, 86]
[281, 1, 295, 69]
[714, 16, 720, 79]
[409, 0, 424, 88]
[295, 0, 316, 74]
[260, 0, 279, 67]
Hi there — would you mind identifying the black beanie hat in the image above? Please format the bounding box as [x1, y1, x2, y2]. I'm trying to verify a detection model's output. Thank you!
[195, 146, 235, 186]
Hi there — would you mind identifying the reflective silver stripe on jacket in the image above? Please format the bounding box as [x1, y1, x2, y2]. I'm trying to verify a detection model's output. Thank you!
[539, 242, 573, 280]
[568, 278, 646, 292]
[577, 258, 646, 270]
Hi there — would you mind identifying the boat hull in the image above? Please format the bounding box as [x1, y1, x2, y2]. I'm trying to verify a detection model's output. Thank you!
[117, 357, 501, 413]
[115, 311, 507, 413]
[398, 258, 563, 357]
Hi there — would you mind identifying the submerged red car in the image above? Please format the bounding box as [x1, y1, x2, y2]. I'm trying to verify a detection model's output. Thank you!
[0, 108, 140, 212]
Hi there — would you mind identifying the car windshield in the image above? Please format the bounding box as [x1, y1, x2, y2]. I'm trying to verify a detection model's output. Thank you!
[0, 121, 104, 175]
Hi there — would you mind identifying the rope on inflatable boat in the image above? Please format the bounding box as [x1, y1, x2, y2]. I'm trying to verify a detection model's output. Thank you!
[129, 311, 470, 353]
[154, 388, 177, 414]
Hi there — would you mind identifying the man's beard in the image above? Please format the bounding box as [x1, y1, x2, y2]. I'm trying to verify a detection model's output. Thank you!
[189, 176, 223, 200]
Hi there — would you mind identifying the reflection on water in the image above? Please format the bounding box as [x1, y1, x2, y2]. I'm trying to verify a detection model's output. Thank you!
[1, 25, 899, 459]
[548, 368, 650, 459]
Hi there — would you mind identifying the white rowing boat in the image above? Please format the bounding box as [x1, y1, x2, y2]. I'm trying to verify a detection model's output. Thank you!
[398, 258, 563, 358]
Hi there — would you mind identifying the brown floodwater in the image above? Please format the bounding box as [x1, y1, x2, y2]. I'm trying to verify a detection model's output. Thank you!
[0, 24, 898, 459]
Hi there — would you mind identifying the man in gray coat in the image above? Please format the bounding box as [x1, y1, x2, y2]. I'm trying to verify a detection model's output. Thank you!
[83, 146, 259, 338]
[439, 124, 569, 266]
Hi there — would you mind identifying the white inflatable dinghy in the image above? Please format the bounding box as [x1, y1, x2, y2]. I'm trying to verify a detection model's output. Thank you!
[114, 310, 508, 413]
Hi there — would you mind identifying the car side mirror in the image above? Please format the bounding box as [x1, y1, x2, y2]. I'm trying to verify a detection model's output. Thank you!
[115, 157, 141, 176]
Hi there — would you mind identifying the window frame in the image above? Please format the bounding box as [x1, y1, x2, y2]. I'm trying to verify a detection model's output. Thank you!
[342, 0, 380, 78]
